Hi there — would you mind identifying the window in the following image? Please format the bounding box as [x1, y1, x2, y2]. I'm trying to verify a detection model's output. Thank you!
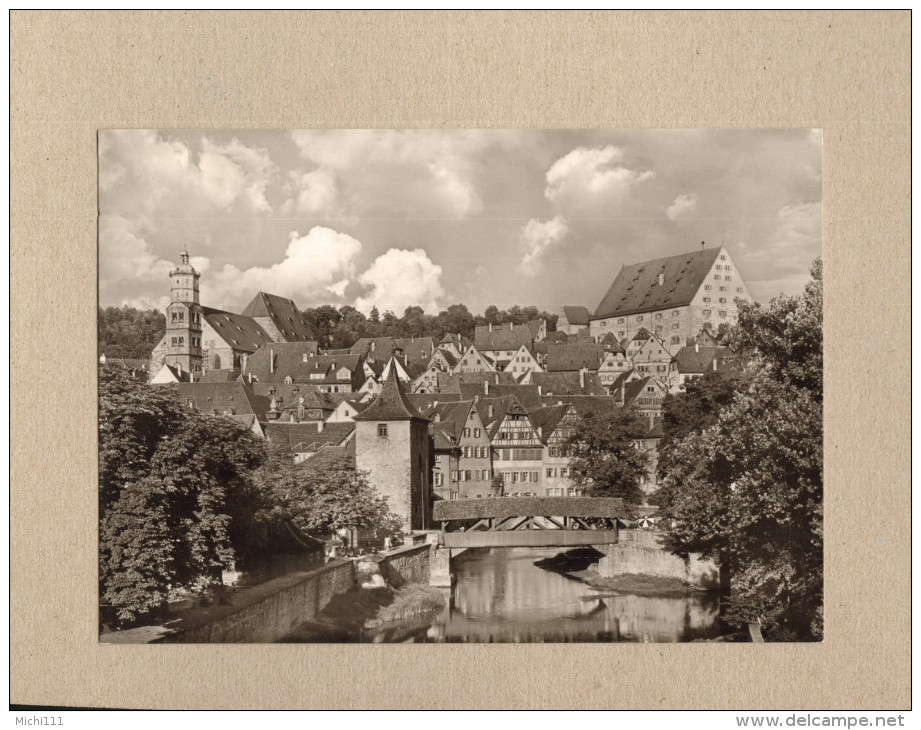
[713, 274, 721, 280]
[463, 427, 470, 437]
[464, 470, 472, 481]
[720, 285, 727, 292]
[703, 297, 710, 302]
[532, 471, 540, 482]
[451, 471, 458, 482]
[703, 309, 711, 315]
[560, 468, 568, 478]
[377, 423, 388, 438]
[568, 487, 577, 496]
[482, 469, 490, 480]
[617, 318, 624, 324]
[715, 264, 722, 270]
[737, 287, 745, 293]
[671, 335, 681, 345]
[601, 321, 607, 328]
[726, 275, 732, 281]
[720, 254, 726, 261]
[464, 446, 472, 458]
[636, 315, 643, 322]
[434, 472, 444, 487]
[546, 468, 556, 478]
[719, 297, 727, 303]
[719, 310, 728, 318]
[704, 284, 712, 291]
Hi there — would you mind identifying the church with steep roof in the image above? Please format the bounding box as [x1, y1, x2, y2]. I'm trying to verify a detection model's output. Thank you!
[150, 252, 317, 378]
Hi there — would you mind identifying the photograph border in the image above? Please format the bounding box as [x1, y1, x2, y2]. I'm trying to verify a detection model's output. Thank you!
[10, 10, 910, 709]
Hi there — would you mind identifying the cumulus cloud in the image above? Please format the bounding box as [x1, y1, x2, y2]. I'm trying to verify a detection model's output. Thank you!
[281, 167, 340, 217]
[203, 226, 363, 310]
[666, 193, 698, 220]
[544, 145, 654, 208]
[355, 248, 445, 314]
[288, 129, 492, 218]
[99, 130, 277, 216]
[518, 215, 569, 276]
[98, 217, 176, 308]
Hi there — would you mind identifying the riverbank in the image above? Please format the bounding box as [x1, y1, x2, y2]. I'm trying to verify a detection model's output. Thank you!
[535, 548, 714, 597]
[278, 583, 445, 642]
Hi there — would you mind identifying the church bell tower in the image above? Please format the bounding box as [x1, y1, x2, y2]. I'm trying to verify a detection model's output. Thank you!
[165, 251, 203, 375]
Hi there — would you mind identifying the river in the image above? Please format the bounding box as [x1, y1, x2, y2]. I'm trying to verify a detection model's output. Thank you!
[372, 547, 722, 643]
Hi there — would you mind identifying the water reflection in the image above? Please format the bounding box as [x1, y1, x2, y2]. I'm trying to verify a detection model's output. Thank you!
[404, 547, 721, 643]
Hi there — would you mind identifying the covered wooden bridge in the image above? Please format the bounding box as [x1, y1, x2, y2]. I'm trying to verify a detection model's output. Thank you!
[432, 496, 625, 549]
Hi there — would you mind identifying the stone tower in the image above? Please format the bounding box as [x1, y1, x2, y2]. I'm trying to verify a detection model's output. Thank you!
[354, 359, 433, 533]
[164, 251, 203, 375]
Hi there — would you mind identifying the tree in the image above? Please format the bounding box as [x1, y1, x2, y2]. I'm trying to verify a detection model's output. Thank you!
[564, 406, 650, 505]
[98, 306, 166, 359]
[253, 446, 402, 540]
[655, 260, 823, 640]
[98, 365, 268, 625]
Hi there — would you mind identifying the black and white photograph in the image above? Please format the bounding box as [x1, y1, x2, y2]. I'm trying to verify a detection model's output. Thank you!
[97, 128, 823, 645]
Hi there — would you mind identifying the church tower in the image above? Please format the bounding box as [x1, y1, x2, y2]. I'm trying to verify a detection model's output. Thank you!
[164, 251, 203, 375]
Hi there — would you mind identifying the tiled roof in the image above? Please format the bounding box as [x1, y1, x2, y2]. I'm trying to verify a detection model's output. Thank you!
[539, 394, 620, 417]
[198, 369, 239, 382]
[423, 400, 473, 438]
[245, 346, 360, 384]
[474, 323, 535, 352]
[529, 371, 607, 396]
[561, 306, 590, 326]
[458, 383, 542, 409]
[202, 307, 273, 353]
[350, 337, 435, 364]
[544, 342, 604, 372]
[434, 371, 518, 394]
[239, 292, 317, 342]
[527, 404, 570, 442]
[592, 247, 722, 319]
[177, 382, 270, 419]
[264, 421, 355, 452]
[405, 393, 465, 412]
[353, 363, 429, 422]
[674, 345, 729, 374]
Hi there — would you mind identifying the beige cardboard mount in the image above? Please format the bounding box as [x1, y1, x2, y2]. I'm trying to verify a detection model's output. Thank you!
[10, 10, 910, 710]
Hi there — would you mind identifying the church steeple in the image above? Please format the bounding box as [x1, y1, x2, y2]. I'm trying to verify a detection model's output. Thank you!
[165, 250, 203, 375]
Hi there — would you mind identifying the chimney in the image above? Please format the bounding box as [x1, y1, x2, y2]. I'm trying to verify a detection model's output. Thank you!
[302, 353, 309, 363]
[619, 382, 626, 407]
[270, 349, 275, 373]
[434, 400, 439, 408]
[579, 367, 586, 389]
[695, 342, 699, 353]
[488, 323, 492, 332]
[537, 385, 542, 396]
[370, 341, 376, 352]
[509, 322, 514, 330]
[484, 381, 490, 395]
[658, 273, 665, 287]
[317, 420, 324, 432]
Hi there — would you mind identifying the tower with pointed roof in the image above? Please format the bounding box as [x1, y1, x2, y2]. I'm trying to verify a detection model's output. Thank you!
[353, 359, 433, 532]
[164, 251, 203, 375]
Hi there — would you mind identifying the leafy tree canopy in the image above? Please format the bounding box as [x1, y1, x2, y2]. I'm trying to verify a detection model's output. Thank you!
[654, 260, 823, 640]
[564, 406, 650, 506]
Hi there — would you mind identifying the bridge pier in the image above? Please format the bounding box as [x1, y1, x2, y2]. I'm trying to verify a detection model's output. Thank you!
[429, 546, 453, 588]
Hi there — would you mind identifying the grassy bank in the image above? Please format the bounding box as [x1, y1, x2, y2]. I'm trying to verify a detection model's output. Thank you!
[278, 583, 446, 642]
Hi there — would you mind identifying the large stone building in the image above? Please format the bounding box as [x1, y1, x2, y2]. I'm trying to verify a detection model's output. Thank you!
[587, 246, 751, 345]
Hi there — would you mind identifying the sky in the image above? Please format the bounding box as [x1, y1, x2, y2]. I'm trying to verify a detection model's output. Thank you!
[98, 128, 822, 316]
